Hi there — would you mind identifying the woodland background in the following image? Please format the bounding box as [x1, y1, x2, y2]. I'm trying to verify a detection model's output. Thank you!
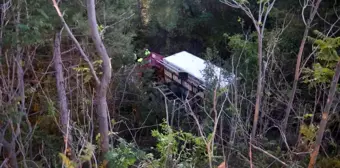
[1, 0, 340, 167]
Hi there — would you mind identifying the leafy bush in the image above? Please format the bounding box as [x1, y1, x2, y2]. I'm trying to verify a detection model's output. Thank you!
[316, 157, 340, 168]
[105, 138, 148, 168]
[150, 121, 209, 168]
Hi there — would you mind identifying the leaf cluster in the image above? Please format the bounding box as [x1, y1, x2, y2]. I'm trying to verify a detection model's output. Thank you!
[302, 31, 340, 87]
[105, 138, 148, 168]
[150, 121, 208, 167]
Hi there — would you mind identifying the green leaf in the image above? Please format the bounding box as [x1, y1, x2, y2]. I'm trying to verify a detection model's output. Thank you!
[84, 74, 92, 83]
[303, 113, 314, 119]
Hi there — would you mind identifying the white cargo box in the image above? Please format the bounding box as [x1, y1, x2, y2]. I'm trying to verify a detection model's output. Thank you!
[162, 51, 235, 89]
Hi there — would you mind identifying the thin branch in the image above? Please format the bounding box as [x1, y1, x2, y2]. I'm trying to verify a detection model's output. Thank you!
[251, 144, 289, 167]
[0, 158, 8, 168]
[51, 0, 100, 85]
[61, 47, 76, 55]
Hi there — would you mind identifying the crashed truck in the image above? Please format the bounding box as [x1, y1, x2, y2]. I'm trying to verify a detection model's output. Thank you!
[139, 51, 235, 102]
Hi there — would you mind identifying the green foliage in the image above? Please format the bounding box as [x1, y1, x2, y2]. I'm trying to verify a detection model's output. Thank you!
[105, 138, 148, 168]
[303, 113, 314, 119]
[303, 63, 335, 84]
[96, 0, 138, 67]
[300, 123, 317, 143]
[150, 121, 209, 167]
[227, 33, 258, 81]
[227, 33, 257, 59]
[202, 47, 234, 87]
[79, 143, 96, 163]
[202, 48, 222, 88]
[19, 0, 58, 45]
[59, 142, 96, 168]
[73, 59, 103, 83]
[59, 153, 77, 168]
[149, 0, 181, 32]
[302, 31, 340, 87]
[47, 99, 56, 116]
[317, 157, 340, 168]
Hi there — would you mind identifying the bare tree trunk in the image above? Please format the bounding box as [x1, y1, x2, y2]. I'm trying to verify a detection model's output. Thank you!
[16, 11, 25, 117]
[251, 32, 263, 139]
[283, 0, 322, 133]
[87, 0, 112, 154]
[53, 29, 74, 159]
[308, 61, 340, 167]
[54, 29, 68, 139]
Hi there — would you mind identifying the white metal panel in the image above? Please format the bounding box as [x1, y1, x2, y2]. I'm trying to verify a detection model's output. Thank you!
[163, 51, 234, 88]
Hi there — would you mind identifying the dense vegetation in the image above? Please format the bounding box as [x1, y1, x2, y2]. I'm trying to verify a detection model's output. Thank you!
[1, 0, 340, 167]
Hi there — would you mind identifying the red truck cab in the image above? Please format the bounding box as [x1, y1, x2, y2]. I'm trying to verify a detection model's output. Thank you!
[138, 52, 165, 82]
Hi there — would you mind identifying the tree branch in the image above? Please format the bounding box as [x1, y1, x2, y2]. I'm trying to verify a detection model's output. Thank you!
[51, 0, 100, 85]
[251, 144, 289, 167]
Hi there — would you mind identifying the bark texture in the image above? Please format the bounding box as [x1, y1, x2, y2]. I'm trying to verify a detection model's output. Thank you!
[54, 30, 69, 137]
[87, 0, 112, 154]
[251, 32, 263, 139]
[53, 29, 74, 158]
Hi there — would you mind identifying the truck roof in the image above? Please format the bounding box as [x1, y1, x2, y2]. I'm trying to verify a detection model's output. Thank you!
[163, 51, 235, 88]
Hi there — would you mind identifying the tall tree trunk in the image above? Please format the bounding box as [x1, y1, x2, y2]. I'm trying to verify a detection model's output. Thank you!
[53, 29, 74, 158]
[308, 60, 340, 168]
[16, 15, 25, 116]
[251, 29, 263, 139]
[87, 0, 112, 154]
[283, 0, 322, 133]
